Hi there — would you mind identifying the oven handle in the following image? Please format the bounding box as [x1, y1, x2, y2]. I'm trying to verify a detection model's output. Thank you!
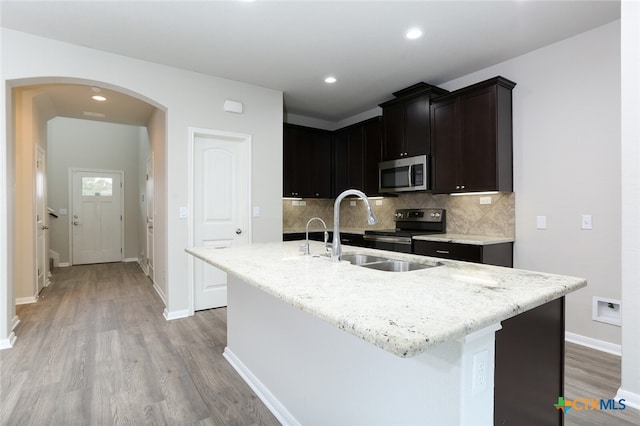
[363, 235, 412, 245]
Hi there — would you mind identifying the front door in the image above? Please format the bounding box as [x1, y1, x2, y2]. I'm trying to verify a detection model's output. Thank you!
[192, 130, 250, 310]
[71, 169, 123, 265]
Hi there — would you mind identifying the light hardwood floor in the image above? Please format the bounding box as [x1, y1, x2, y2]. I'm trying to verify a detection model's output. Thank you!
[1, 263, 638, 425]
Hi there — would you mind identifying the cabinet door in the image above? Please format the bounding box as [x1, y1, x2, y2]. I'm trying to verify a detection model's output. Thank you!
[430, 98, 460, 193]
[382, 102, 405, 160]
[404, 95, 430, 157]
[292, 128, 315, 197]
[363, 118, 382, 195]
[460, 87, 498, 192]
[346, 125, 364, 191]
[332, 129, 349, 196]
[283, 124, 295, 196]
[313, 131, 333, 198]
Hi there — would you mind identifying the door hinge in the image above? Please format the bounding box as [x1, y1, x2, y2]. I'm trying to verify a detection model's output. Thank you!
[121, 248, 123, 254]
[146, 174, 149, 180]
[121, 215, 123, 221]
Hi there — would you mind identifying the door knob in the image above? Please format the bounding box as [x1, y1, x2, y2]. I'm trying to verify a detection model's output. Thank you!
[73, 221, 79, 226]
[42, 226, 49, 230]
[235, 228, 242, 235]
[73, 215, 78, 219]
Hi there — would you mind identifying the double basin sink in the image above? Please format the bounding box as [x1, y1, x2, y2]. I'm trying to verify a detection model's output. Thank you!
[341, 253, 441, 272]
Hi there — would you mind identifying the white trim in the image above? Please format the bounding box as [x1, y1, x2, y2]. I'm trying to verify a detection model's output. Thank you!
[0, 333, 17, 350]
[11, 315, 20, 331]
[124, 257, 138, 263]
[138, 258, 148, 275]
[152, 281, 166, 304]
[565, 331, 621, 356]
[187, 127, 252, 315]
[615, 388, 640, 411]
[58, 262, 70, 267]
[49, 249, 59, 267]
[163, 308, 190, 321]
[16, 296, 38, 305]
[223, 347, 300, 426]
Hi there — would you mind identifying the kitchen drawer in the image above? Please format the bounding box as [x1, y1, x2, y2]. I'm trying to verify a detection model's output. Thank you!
[413, 240, 513, 267]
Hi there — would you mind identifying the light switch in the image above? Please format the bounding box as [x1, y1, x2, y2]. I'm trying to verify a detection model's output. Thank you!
[253, 206, 261, 217]
[536, 215, 547, 230]
[179, 206, 188, 219]
[581, 214, 593, 230]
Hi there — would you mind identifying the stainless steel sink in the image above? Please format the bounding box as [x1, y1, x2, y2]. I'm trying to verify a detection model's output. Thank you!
[341, 253, 389, 265]
[361, 260, 440, 272]
[342, 253, 441, 272]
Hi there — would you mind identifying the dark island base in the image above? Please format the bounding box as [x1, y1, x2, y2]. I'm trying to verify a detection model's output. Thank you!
[495, 297, 565, 425]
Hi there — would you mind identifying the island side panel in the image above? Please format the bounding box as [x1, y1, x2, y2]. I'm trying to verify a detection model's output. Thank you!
[494, 297, 565, 425]
[224, 274, 497, 426]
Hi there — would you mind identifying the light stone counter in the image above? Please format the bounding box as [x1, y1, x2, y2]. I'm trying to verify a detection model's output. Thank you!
[413, 233, 515, 245]
[186, 241, 585, 358]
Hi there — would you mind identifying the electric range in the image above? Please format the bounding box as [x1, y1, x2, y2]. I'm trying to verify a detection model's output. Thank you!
[363, 208, 446, 254]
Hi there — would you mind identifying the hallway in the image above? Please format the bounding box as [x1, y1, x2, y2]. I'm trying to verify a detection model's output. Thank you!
[0, 263, 279, 425]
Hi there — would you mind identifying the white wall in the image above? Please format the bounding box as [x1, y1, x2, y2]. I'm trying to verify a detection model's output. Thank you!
[437, 22, 622, 347]
[620, 1, 640, 409]
[0, 28, 283, 340]
[47, 117, 146, 263]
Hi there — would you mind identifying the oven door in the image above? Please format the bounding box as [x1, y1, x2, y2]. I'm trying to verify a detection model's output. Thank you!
[363, 234, 413, 254]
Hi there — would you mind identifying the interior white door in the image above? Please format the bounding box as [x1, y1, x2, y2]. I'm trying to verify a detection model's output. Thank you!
[146, 155, 154, 281]
[193, 132, 250, 310]
[35, 148, 47, 294]
[71, 170, 123, 265]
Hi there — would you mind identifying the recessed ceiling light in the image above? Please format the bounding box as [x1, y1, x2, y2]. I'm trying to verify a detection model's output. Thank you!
[92, 95, 107, 102]
[405, 28, 423, 40]
[324, 76, 337, 84]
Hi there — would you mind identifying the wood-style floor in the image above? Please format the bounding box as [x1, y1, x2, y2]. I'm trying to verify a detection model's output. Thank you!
[1, 263, 638, 425]
[0, 263, 280, 426]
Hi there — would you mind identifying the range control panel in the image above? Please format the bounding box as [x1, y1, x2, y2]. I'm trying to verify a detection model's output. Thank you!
[394, 208, 445, 223]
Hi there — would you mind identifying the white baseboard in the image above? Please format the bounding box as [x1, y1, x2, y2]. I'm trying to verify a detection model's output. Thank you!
[615, 388, 640, 411]
[152, 282, 166, 305]
[565, 332, 621, 356]
[124, 257, 138, 263]
[163, 308, 190, 321]
[0, 332, 17, 350]
[15, 296, 38, 305]
[58, 262, 70, 267]
[11, 315, 20, 331]
[138, 259, 148, 275]
[223, 347, 300, 426]
[49, 249, 59, 267]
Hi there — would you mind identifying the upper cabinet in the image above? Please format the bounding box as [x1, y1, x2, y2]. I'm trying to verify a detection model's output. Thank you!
[283, 124, 332, 198]
[380, 83, 448, 161]
[431, 76, 516, 194]
[333, 117, 383, 196]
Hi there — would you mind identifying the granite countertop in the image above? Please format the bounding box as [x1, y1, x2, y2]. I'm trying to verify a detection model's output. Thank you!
[412, 233, 515, 245]
[186, 241, 585, 358]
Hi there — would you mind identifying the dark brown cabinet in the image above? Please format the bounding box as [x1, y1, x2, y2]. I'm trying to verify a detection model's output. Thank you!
[414, 238, 563, 426]
[413, 240, 513, 267]
[380, 83, 448, 161]
[283, 123, 332, 198]
[333, 117, 382, 196]
[430, 76, 516, 194]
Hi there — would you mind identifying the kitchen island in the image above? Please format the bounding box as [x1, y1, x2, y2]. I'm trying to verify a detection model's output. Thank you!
[186, 241, 585, 425]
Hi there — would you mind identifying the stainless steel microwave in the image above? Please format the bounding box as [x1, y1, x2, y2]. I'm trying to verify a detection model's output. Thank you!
[379, 155, 428, 193]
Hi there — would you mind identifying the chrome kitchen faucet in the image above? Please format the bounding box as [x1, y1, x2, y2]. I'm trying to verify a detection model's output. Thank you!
[332, 189, 378, 262]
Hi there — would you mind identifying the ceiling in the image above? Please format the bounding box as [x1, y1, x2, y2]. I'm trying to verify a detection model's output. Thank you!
[1, 0, 620, 125]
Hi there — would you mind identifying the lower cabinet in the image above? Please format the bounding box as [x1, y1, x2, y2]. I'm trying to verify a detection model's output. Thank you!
[282, 232, 366, 248]
[413, 240, 513, 267]
[414, 239, 562, 426]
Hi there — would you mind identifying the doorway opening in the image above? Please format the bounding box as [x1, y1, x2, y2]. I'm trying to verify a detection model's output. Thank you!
[4, 78, 167, 348]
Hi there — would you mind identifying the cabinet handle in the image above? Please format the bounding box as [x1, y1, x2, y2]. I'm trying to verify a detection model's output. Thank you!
[461, 185, 465, 189]
[436, 250, 450, 254]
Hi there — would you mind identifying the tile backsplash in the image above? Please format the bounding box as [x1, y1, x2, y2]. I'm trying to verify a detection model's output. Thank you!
[283, 192, 515, 238]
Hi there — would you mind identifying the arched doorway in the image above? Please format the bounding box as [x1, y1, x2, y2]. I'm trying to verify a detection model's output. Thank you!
[1, 77, 167, 349]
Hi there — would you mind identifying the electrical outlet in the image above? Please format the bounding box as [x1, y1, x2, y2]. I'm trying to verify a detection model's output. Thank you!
[472, 349, 489, 395]
[350, 200, 356, 207]
[536, 215, 547, 230]
[581, 214, 593, 230]
[479, 196, 492, 205]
